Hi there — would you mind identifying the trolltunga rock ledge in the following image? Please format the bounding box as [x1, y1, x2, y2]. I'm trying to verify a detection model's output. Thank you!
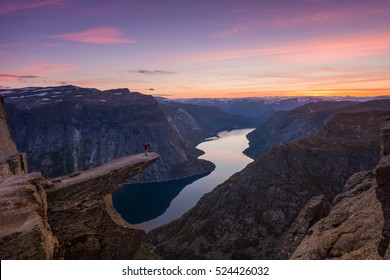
[45, 152, 159, 259]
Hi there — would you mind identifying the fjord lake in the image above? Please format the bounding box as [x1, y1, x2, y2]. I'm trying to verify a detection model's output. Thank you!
[112, 128, 254, 231]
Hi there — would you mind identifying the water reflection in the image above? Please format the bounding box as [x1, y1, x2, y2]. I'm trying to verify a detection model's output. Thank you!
[113, 128, 254, 231]
[112, 173, 209, 224]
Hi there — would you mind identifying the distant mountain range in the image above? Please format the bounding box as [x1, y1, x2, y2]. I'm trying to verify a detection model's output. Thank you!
[166, 96, 390, 123]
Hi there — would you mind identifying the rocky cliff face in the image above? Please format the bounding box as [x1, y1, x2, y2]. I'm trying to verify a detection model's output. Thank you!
[0, 94, 27, 176]
[2, 86, 214, 182]
[291, 116, 390, 259]
[1, 96, 56, 259]
[0, 172, 57, 259]
[0, 96, 17, 155]
[0, 95, 28, 177]
[147, 109, 388, 259]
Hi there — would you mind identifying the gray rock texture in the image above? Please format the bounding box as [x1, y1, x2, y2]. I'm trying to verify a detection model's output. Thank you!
[0, 96, 17, 154]
[290, 115, 390, 260]
[0, 172, 57, 259]
[277, 195, 331, 259]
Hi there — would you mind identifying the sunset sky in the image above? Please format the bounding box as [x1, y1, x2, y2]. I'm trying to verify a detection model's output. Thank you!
[1, 0, 389, 98]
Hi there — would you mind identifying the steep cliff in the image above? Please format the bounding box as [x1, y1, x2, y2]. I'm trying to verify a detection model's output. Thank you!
[291, 116, 390, 259]
[2, 86, 213, 182]
[0, 96, 17, 155]
[0, 95, 26, 176]
[1, 96, 56, 259]
[147, 109, 388, 259]
[0, 172, 57, 259]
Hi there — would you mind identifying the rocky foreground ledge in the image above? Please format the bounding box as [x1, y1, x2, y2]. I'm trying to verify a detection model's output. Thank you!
[0, 152, 159, 259]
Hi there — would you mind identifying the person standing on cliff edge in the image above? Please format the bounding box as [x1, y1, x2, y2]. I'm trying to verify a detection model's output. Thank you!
[143, 142, 150, 156]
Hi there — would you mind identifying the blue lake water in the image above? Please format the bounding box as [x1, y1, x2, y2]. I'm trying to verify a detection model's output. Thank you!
[112, 128, 254, 231]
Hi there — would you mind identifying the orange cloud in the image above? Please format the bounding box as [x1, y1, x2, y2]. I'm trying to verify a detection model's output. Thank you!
[50, 27, 136, 45]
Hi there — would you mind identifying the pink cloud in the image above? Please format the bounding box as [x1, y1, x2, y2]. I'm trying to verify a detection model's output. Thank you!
[0, 0, 62, 15]
[49, 27, 136, 45]
[0, 74, 40, 84]
[0, 62, 74, 85]
[20, 62, 74, 75]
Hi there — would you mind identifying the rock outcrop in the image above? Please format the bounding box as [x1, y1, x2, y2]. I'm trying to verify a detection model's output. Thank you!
[0, 153, 27, 177]
[277, 195, 331, 259]
[0, 172, 57, 259]
[291, 116, 390, 259]
[1, 95, 160, 259]
[0, 96, 17, 154]
[0, 95, 27, 177]
[47, 153, 159, 259]
[147, 109, 388, 259]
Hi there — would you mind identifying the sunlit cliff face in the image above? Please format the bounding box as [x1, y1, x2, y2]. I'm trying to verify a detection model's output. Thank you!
[1, 0, 390, 98]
